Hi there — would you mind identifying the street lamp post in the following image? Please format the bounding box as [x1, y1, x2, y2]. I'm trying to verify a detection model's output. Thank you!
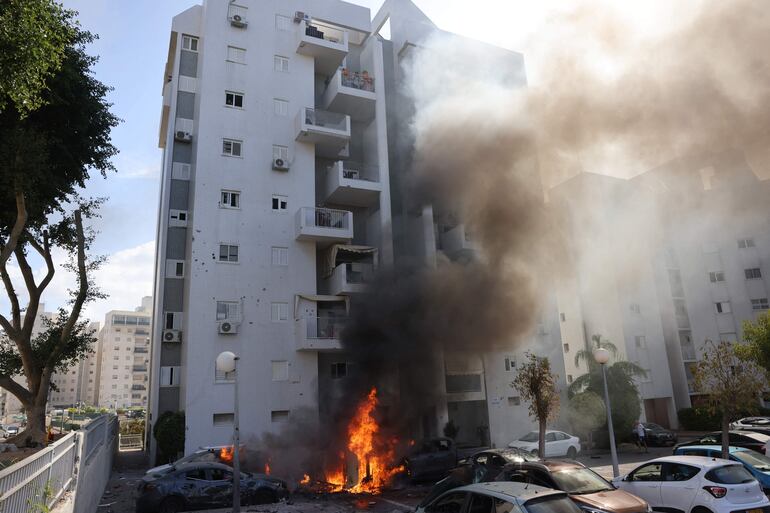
[216, 351, 240, 513]
[594, 347, 619, 477]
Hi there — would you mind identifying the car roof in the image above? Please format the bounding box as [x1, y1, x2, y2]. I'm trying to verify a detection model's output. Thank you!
[639, 456, 743, 468]
[676, 445, 747, 453]
[479, 447, 529, 457]
[705, 431, 770, 441]
[174, 461, 232, 472]
[452, 482, 566, 503]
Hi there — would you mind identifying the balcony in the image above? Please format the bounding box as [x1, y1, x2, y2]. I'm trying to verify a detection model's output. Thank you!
[133, 365, 148, 373]
[327, 262, 374, 296]
[439, 224, 477, 258]
[295, 316, 346, 352]
[296, 20, 348, 75]
[134, 346, 148, 354]
[131, 384, 146, 391]
[321, 68, 376, 121]
[295, 207, 353, 244]
[295, 107, 351, 158]
[324, 161, 381, 207]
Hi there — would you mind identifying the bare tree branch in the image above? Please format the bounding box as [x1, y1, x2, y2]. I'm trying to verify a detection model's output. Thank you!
[0, 192, 27, 267]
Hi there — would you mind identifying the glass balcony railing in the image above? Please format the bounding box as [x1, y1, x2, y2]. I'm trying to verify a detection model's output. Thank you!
[306, 316, 346, 339]
[303, 108, 349, 132]
[340, 69, 375, 92]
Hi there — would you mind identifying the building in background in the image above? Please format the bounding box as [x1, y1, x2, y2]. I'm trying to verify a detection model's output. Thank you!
[96, 297, 152, 409]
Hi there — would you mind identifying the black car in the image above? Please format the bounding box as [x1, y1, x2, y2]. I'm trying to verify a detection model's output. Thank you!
[136, 462, 288, 513]
[673, 430, 770, 454]
[404, 437, 458, 481]
[637, 423, 677, 446]
[417, 447, 537, 508]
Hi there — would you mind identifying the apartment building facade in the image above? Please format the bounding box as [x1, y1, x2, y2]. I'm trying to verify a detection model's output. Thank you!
[96, 298, 152, 409]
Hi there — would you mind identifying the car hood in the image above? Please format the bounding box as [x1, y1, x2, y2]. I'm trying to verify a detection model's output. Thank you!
[145, 463, 172, 475]
[571, 488, 648, 513]
[509, 441, 537, 449]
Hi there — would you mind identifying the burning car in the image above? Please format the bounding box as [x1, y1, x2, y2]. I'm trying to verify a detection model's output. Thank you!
[145, 445, 243, 475]
[403, 437, 458, 481]
[136, 461, 287, 513]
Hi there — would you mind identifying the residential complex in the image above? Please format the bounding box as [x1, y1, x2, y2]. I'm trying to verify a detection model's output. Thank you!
[149, 0, 770, 462]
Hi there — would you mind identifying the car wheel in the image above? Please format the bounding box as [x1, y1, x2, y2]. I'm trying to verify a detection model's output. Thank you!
[691, 506, 713, 513]
[566, 447, 577, 459]
[254, 489, 277, 504]
[159, 497, 184, 513]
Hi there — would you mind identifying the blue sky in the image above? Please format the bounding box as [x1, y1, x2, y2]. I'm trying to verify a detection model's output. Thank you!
[37, 0, 547, 325]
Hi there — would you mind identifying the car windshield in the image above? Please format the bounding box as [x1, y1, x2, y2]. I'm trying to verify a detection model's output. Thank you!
[525, 495, 583, 513]
[733, 451, 770, 472]
[551, 468, 614, 494]
[520, 432, 539, 442]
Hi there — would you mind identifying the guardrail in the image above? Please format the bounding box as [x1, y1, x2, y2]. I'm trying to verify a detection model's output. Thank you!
[0, 414, 118, 513]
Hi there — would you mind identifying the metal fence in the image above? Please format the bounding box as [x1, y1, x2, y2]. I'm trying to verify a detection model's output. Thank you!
[118, 434, 143, 451]
[0, 414, 118, 513]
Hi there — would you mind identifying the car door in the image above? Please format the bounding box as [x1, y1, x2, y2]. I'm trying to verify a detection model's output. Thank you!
[425, 491, 469, 513]
[202, 468, 234, 508]
[623, 463, 664, 507]
[660, 462, 701, 513]
[544, 432, 558, 457]
[178, 468, 208, 508]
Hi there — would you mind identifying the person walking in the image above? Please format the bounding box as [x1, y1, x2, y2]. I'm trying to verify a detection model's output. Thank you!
[635, 421, 648, 453]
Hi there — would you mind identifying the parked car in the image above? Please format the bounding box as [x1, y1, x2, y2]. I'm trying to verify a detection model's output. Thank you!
[674, 445, 770, 494]
[136, 462, 287, 513]
[508, 430, 581, 458]
[731, 417, 770, 430]
[634, 423, 678, 446]
[5, 425, 19, 436]
[674, 431, 770, 455]
[145, 446, 242, 475]
[497, 460, 651, 513]
[613, 456, 770, 513]
[417, 448, 540, 506]
[404, 437, 458, 481]
[416, 481, 584, 513]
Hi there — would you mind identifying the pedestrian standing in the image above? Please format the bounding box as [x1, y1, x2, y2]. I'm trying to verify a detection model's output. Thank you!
[635, 421, 648, 453]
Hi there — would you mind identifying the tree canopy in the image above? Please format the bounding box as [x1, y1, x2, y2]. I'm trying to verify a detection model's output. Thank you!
[512, 352, 560, 456]
[737, 313, 770, 373]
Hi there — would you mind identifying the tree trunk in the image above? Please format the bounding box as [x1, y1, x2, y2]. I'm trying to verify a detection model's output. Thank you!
[721, 413, 730, 459]
[539, 419, 546, 458]
[7, 401, 46, 447]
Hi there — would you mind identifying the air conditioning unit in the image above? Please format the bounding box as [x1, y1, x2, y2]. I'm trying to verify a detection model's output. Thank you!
[162, 329, 181, 343]
[229, 14, 247, 28]
[175, 130, 192, 142]
[272, 157, 289, 171]
[294, 11, 309, 23]
[218, 321, 240, 334]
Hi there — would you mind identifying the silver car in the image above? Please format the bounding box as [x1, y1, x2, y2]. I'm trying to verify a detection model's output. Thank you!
[416, 481, 583, 513]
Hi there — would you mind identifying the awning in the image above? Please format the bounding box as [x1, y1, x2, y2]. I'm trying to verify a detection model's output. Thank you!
[294, 294, 349, 317]
[323, 244, 378, 277]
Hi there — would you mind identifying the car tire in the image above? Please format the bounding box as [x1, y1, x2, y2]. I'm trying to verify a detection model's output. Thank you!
[566, 447, 577, 459]
[691, 507, 713, 513]
[254, 489, 277, 504]
[159, 497, 184, 513]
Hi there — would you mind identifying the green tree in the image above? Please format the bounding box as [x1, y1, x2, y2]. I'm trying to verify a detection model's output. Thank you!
[693, 340, 767, 458]
[511, 352, 560, 457]
[154, 411, 186, 464]
[568, 335, 647, 443]
[0, 17, 118, 447]
[0, 0, 76, 115]
[737, 312, 770, 372]
[566, 391, 605, 449]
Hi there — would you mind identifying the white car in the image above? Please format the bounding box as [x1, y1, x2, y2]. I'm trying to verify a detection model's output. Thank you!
[731, 417, 770, 430]
[613, 456, 770, 513]
[508, 430, 581, 458]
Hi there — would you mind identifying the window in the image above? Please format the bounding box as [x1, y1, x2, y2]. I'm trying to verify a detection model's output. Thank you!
[226, 46, 246, 64]
[507, 396, 520, 406]
[272, 145, 288, 161]
[563, 343, 569, 353]
[213, 413, 234, 426]
[271, 302, 289, 322]
[635, 336, 647, 348]
[630, 303, 641, 314]
[221, 190, 240, 208]
[468, 494, 494, 513]
[271, 195, 288, 211]
[445, 374, 482, 394]
[174, 261, 184, 277]
[272, 361, 289, 381]
[274, 55, 289, 72]
[182, 35, 199, 52]
[331, 362, 347, 379]
[752, 298, 769, 310]
[165, 312, 179, 330]
[216, 301, 240, 321]
[112, 374, 118, 379]
[218, 244, 239, 263]
[705, 465, 755, 484]
[630, 463, 662, 482]
[567, 374, 573, 383]
[271, 247, 288, 266]
[215, 364, 235, 382]
[715, 301, 732, 314]
[186, 469, 207, 481]
[709, 271, 725, 283]
[160, 366, 181, 387]
[225, 91, 244, 108]
[745, 268, 762, 280]
[273, 98, 289, 116]
[504, 357, 515, 372]
[222, 139, 242, 157]
[738, 238, 756, 249]
[425, 492, 466, 513]
[560, 313, 566, 322]
[275, 14, 291, 31]
[271, 410, 289, 422]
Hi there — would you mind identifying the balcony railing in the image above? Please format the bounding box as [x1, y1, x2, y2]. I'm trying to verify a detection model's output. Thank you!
[306, 316, 346, 339]
[303, 108, 349, 132]
[134, 347, 148, 354]
[304, 22, 346, 45]
[342, 263, 372, 284]
[340, 69, 375, 92]
[302, 207, 350, 230]
[338, 161, 379, 182]
[133, 365, 148, 373]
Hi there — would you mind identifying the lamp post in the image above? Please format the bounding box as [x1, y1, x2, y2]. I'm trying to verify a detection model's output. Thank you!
[216, 351, 240, 513]
[594, 347, 619, 477]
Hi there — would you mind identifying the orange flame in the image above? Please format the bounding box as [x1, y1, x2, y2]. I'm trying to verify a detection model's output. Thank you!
[300, 474, 311, 485]
[219, 446, 234, 464]
[265, 462, 271, 475]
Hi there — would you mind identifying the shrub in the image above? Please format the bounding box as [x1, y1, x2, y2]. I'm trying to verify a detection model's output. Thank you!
[153, 411, 185, 464]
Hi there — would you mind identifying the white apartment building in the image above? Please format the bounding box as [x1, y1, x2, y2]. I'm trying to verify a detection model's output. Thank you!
[97, 298, 152, 409]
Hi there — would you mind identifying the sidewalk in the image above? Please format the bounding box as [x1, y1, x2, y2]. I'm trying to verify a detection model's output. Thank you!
[96, 449, 148, 513]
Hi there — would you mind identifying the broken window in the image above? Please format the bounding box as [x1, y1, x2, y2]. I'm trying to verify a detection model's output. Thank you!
[331, 362, 347, 379]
